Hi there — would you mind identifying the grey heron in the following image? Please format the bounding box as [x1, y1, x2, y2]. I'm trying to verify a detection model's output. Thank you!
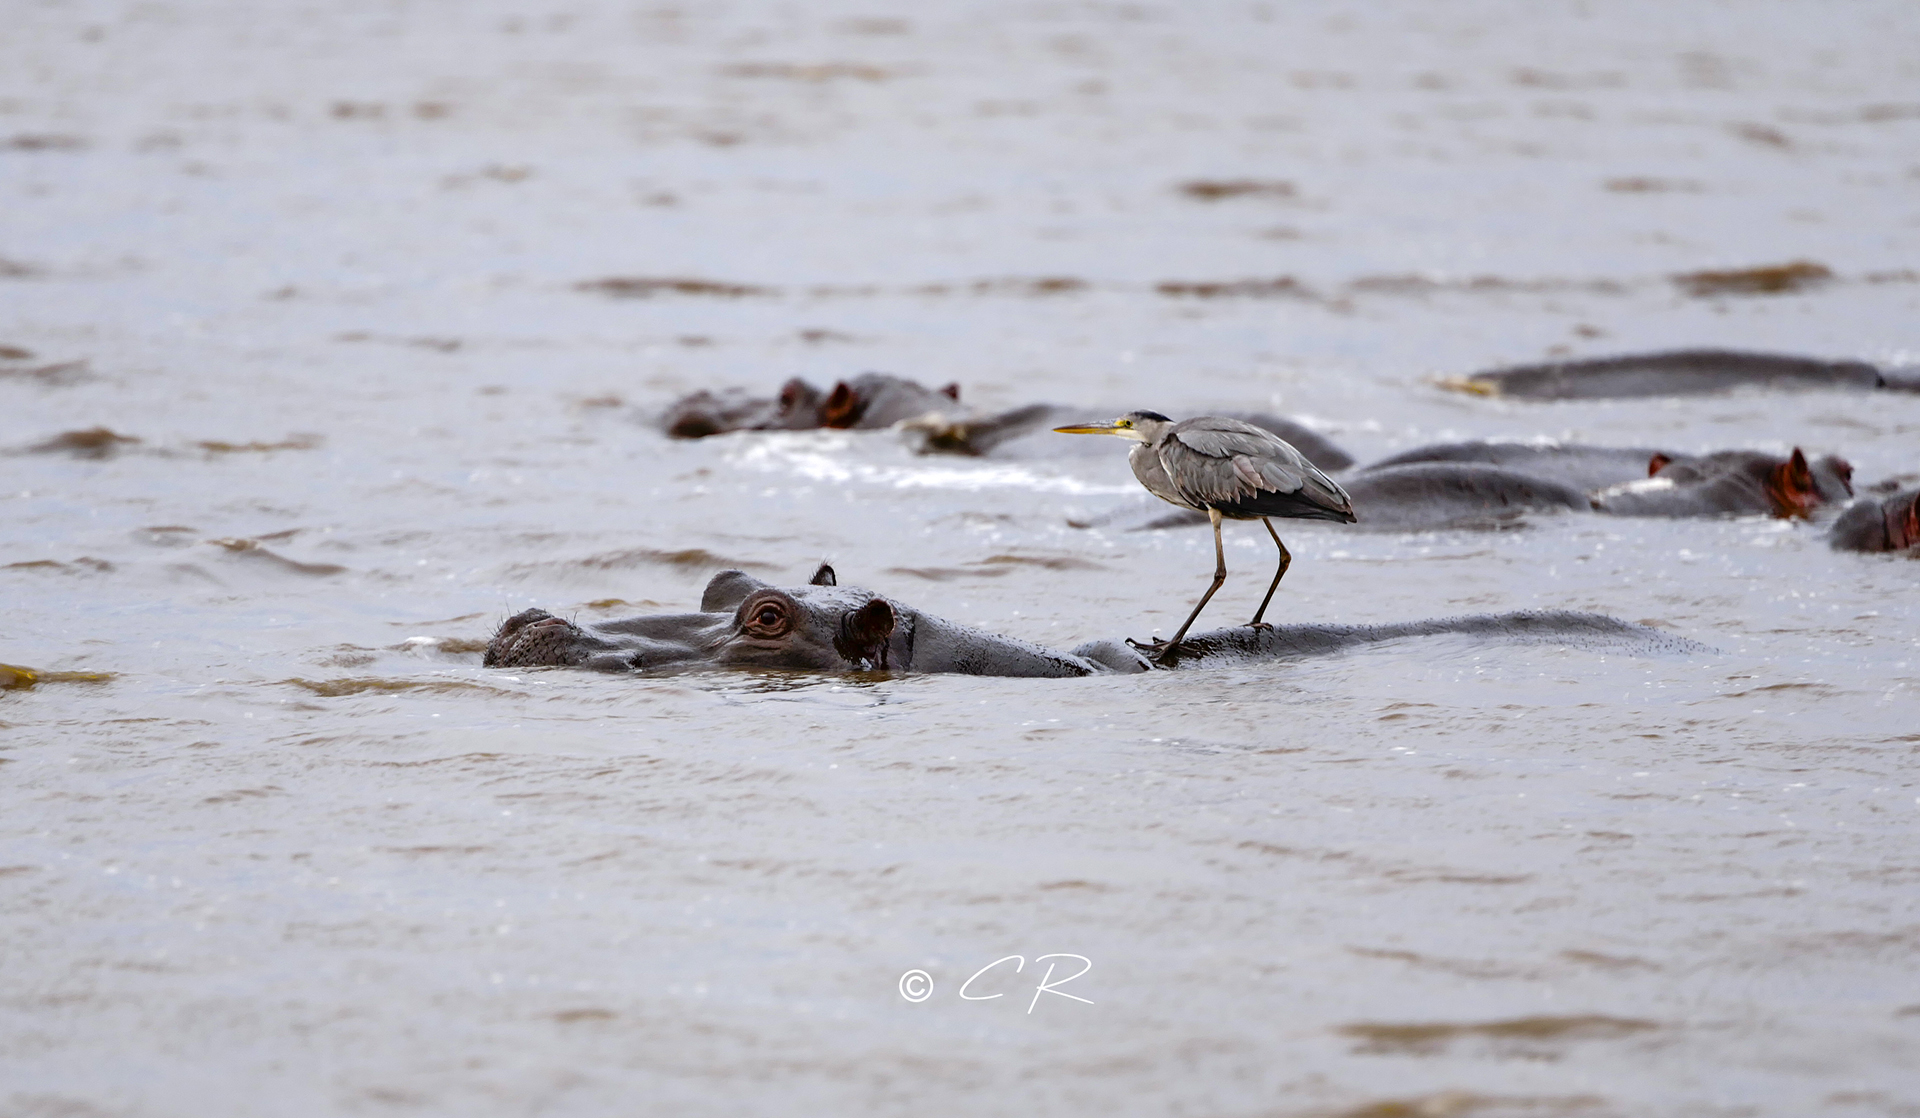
[1055, 411, 1356, 661]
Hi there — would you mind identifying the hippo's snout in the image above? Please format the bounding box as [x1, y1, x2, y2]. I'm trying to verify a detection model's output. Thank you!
[485, 609, 589, 668]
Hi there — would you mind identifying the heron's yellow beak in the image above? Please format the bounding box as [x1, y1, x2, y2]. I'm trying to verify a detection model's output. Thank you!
[1052, 422, 1125, 435]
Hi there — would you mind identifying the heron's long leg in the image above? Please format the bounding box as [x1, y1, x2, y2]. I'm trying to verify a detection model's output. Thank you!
[1158, 509, 1227, 660]
[1248, 518, 1292, 626]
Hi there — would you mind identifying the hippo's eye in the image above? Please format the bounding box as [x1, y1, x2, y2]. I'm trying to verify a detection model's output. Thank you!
[741, 594, 795, 638]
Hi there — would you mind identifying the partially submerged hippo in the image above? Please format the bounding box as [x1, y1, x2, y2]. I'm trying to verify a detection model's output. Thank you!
[1590, 448, 1853, 519]
[483, 565, 1702, 677]
[1362, 441, 1676, 493]
[487, 564, 1138, 677]
[1444, 348, 1920, 400]
[662, 373, 960, 438]
[658, 374, 1355, 470]
[1828, 488, 1920, 554]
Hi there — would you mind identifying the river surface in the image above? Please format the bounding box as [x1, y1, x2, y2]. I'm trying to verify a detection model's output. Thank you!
[4, 2, 1919, 1115]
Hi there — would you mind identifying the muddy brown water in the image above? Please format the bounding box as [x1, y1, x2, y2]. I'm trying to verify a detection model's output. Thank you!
[4, 3, 1919, 1116]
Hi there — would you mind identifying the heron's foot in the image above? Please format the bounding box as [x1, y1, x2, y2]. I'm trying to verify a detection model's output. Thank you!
[1245, 620, 1274, 631]
[1126, 636, 1184, 668]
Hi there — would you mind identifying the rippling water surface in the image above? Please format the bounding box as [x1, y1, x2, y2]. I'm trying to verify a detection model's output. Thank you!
[4, 3, 1919, 1115]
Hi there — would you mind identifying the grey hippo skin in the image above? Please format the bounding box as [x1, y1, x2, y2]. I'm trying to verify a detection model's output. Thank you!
[1362, 441, 1674, 493]
[1339, 463, 1590, 530]
[658, 375, 1355, 471]
[1828, 488, 1920, 554]
[483, 565, 1703, 677]
[1451, 348, 1920, 400]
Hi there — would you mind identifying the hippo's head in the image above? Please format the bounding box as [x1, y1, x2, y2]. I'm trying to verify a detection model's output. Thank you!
[663, 378, 828, 438]
[1830, 488, 1920, 553]
[1762, 448, 1852, 518]
[747, 378, 828, 431]
[1645, 447, 1853, 519]
[486, 565, 906, 674]
[699, 567, 899, 670]
[819, 373, 961, 429]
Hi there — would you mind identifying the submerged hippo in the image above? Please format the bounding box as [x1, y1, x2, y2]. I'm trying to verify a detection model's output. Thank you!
[658, 374, 1355, 470]
[1445, 348, 1920, 400]
[1361, 441, 1676, 493]
[483, 565, 1702, 677]
[1828, 488, 1920, 554]
[1590, 448, 1853, 519]
[662, 373, 960, 439]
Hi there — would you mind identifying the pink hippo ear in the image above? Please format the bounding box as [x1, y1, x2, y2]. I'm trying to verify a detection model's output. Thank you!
[820, 381, 865, 428]
[1648, 453, 1672, 477]
[1767, 448, 1818, 518]
[835, 598, 896, 669]
[1892, 492, 1920, 551]
[1831, 456, 1855, 489]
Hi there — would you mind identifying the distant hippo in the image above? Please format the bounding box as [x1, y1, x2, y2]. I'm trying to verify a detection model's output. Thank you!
[1591, 448, 1853, 519]
[483, 565, 1702, 676]
[659, 374, 1356, 470]
[1828, 488, 1920, 554]
[662, 373, 959, 438]
[1445, 348, 1920, 400]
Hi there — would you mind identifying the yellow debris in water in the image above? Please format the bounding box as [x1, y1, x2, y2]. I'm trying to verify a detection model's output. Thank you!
[1435, 376, 1497, 397]
[0, 665, 115, 690]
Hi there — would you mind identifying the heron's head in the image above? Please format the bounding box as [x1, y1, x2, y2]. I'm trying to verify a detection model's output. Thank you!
[1052, 410, 1171, 443]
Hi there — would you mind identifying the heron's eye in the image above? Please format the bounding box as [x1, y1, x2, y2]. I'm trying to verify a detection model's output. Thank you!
[1116, 418, 1131, 428]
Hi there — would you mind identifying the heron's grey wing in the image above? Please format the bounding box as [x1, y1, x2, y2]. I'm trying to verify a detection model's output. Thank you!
[1162, 421, 1352, 513]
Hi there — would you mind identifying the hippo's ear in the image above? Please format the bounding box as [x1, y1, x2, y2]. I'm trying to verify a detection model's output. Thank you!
[835, 597, 896, 668]
[820, 381, 866, 428]
[1786, 448, 1813, 490]
[809, 561, 837, 587]
[940, 383, 960, 401]
[1647, 453, 1672, 477]
[701, 569, 770, 612]
[1766, 448, 1818, 519]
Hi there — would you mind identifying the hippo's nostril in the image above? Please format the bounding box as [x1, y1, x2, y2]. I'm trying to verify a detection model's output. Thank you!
[836, 598, 896, 668]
